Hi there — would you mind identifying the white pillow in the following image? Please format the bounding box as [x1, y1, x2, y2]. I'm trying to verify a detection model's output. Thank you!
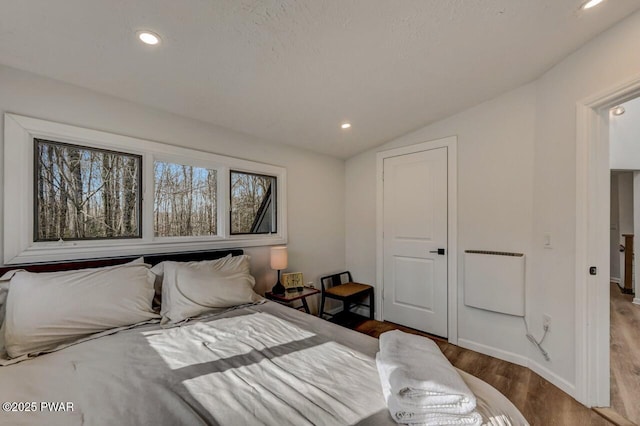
[150, 254, 237, 303]
[150, 254, 248, 279]
[150, 254, 249, 306]
[159, 255, 259, 324]
[0, 257, 145, 358]
[3, 262, 159, 359]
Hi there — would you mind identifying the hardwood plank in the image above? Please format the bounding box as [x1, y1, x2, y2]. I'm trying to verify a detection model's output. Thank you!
[350, 318, 614, 426]
[610, 282, 640, 424]
[593, 407, 637, 426]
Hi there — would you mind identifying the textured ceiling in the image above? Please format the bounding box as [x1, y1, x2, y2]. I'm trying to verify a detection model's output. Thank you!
[1, 0, 639, 158]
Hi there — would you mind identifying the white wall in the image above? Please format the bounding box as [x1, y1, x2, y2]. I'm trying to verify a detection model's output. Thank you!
[347, 82, 537, 362]
[346, 9, 640, 396]
[528, 9, 640, 390]
[0, 64, 346, 299]
[610, 96, 640, 169]
[618, 173, 634, 241]
[610, 173, 621, 282]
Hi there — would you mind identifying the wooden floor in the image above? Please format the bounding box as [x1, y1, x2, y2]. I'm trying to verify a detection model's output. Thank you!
[341, 315, 614, 426]
[610, 282, 640, 424]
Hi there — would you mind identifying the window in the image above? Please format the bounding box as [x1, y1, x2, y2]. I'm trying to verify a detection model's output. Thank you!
[154, 161, 217, 237]
[4, 114, 287, 264]
[34, 139, 142, 241]
[230, 171, 276, 234]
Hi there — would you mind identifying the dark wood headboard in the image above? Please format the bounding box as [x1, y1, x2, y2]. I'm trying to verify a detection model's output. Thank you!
[0, 249, 244, 275]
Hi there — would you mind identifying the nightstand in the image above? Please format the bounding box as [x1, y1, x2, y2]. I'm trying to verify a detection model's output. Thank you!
[265, 287, 320, 314]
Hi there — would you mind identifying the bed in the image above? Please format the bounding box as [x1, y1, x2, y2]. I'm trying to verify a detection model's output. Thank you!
[0, 250, 528, 426]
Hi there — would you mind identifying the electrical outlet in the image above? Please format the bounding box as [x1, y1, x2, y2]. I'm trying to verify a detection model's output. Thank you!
[543, 314, 552, 330]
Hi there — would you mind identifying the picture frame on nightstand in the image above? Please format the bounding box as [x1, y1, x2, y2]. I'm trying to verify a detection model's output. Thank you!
[282, 272, 304, 292]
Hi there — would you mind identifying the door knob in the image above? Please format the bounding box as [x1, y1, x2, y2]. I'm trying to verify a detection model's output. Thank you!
[429, 248, 446, 255]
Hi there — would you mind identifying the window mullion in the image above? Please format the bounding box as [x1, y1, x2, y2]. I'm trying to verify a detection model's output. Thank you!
[218, 165, 230, 239]
[143, 154, 155, 242]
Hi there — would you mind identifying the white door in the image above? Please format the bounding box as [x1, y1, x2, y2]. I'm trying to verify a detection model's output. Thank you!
[383, 147, 448, 337]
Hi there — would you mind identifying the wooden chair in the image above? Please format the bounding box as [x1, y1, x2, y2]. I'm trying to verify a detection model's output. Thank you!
[319, 271, 374, 320]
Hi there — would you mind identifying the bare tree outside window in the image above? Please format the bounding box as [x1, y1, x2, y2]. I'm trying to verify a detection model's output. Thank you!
[34, 140, 276, 242]
[154, 161, 217, 237]
[230, 171, 276, 234]
[34, 139, 141, 241]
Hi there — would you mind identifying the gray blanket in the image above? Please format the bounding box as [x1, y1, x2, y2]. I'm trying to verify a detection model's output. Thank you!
[0, 301, 527, 425]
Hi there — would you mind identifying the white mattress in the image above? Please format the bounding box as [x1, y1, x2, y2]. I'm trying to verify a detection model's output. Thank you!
[0, 301, 528, 425]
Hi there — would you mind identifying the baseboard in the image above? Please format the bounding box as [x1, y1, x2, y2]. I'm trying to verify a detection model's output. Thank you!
[458, 338, 576, 399]
[323, 306, 342, 317]
[457, 338, 529, 367]
[351, 305, 370, 317]
[633, 297, 640, 305]
[610, 277, 621, 284]
[323, 305, 370, 318]
[527, 359, 576, 398]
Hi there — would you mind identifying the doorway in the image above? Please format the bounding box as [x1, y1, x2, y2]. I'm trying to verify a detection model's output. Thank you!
[376, 136, 458, 343]
[577, 77, 640, 410]
[607, 97, 640, 423]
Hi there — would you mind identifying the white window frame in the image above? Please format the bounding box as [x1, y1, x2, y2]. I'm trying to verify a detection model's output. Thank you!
[229, 169, 278, 235]
[3, 113, 287, 264]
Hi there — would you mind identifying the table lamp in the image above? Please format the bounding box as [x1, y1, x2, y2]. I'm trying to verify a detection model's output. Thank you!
[270, 246, 288, 295]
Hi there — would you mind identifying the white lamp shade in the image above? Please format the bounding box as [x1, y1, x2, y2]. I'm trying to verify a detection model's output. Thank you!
[270, 246, 288, 270]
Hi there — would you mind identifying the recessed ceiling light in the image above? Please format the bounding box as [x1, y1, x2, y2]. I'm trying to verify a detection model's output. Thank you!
[137, 31, 161, 46]
[341, 122, 352, 129]
[582, 0, 605, 10]
[611, 105, 625, 116]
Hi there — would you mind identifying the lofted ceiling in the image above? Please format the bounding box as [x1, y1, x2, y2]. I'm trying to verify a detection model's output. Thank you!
[1, 1, 639, 159]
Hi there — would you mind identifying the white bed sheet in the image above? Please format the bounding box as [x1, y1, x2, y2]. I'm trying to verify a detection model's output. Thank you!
[0, 302, 528, 426]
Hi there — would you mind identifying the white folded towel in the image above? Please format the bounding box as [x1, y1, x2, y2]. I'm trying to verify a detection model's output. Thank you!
[377, 330, 481, 424]
[378, 330, 477, 413]
[377, 353, 483, 425]
[387, 394, 483, 426]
